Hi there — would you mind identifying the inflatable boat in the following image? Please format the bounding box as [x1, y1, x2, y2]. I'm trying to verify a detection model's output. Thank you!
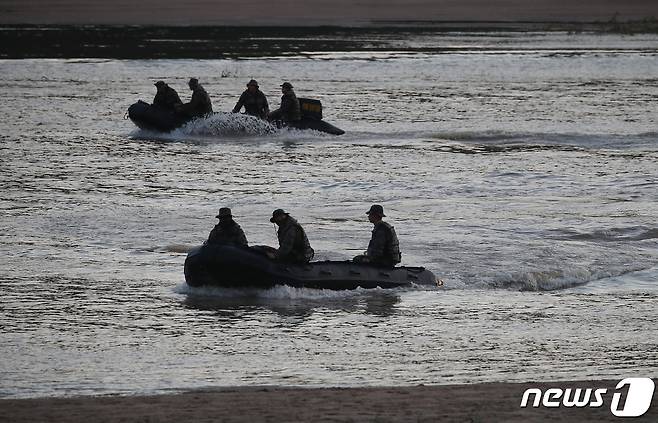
[184, 244, 438, 290]
[282, 118, 345, 135]
[127, 97, 345, 135]
[127, 100, 191, 132]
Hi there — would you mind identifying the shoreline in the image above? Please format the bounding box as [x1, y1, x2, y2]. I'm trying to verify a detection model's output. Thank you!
[1, 380, 657, 422]
[1, 22, 657, 60]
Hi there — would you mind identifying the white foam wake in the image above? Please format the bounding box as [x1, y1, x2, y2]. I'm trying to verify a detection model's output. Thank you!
[173, 282, 398, 299]
[173, 112, 277, 137]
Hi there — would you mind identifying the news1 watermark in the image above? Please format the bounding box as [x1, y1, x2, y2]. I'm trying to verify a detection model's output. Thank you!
[521, 378, 655, 417]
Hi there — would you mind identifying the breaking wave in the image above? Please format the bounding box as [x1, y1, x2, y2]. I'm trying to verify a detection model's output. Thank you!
[551, 226, 658, 242]
[488, 267, 607, 291]
[141, 244, 193, 254]
[484, 263, 658, 292]
[428, 130, 658, 150]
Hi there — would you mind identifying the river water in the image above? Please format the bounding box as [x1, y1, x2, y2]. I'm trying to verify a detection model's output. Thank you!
[1, 31, 657, 398]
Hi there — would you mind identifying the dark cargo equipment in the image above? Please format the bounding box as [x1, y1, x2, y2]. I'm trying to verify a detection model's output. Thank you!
[299, 98, 323, 120]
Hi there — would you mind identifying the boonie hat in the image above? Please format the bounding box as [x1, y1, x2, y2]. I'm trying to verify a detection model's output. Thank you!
[216, 207, 232, 218]
[270, 208, 289, 222]
[189, 77, 199, 85]
[154, 80, 166, 87]
[247, 79, 259, 87]
[366, 204, 385, 217]
[280, 82, 293, 89]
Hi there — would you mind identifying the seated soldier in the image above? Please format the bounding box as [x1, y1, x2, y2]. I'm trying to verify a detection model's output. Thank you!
[232, 79, 269, 119]
[152, 80, 182, 112]
[267, 82, 301, 123]
[206, 207, 248, 247]
[353, 204, 401, 268]
[269, 208, 314, 263]
[178, 78, 213, 118]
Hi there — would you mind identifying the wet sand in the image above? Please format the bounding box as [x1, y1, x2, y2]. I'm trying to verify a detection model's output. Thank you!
[1, 380, 657, 422]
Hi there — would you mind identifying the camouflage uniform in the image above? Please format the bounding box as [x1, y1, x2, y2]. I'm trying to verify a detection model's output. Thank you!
[206, 220, 248, 247]
[275, 216, 314, 263]
[152, 84, 182, 112]
[233, 89, 269, 119]
[362, 221, 401, 268]
[269, 90, 301, 122]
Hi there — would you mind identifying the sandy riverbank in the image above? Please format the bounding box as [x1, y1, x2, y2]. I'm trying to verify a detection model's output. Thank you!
[1, 380, 657, 422]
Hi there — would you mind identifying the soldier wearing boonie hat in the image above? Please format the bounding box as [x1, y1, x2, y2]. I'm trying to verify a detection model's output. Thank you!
[232, 79, 270, 119]
[205, 207, 248, 247]
[353, 205, 401, 268]
[269, 209, 314, 263]
[267, 81, 301, 123]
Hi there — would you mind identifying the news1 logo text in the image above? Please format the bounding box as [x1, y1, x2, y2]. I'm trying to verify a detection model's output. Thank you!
[520, 378, 655, 417]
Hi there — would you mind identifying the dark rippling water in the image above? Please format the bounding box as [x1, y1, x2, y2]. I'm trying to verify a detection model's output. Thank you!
[1, 31, 657, 398]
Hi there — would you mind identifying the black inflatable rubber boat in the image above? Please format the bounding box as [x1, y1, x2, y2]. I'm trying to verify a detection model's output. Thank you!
[283, 118, 345, 135]
[184, 244, 438, 290]
[127, 97, 345, 135]
[128, 100, 191, 132]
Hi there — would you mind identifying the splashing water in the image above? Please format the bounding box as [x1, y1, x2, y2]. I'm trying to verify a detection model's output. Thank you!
[174, 112, 277, 137]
